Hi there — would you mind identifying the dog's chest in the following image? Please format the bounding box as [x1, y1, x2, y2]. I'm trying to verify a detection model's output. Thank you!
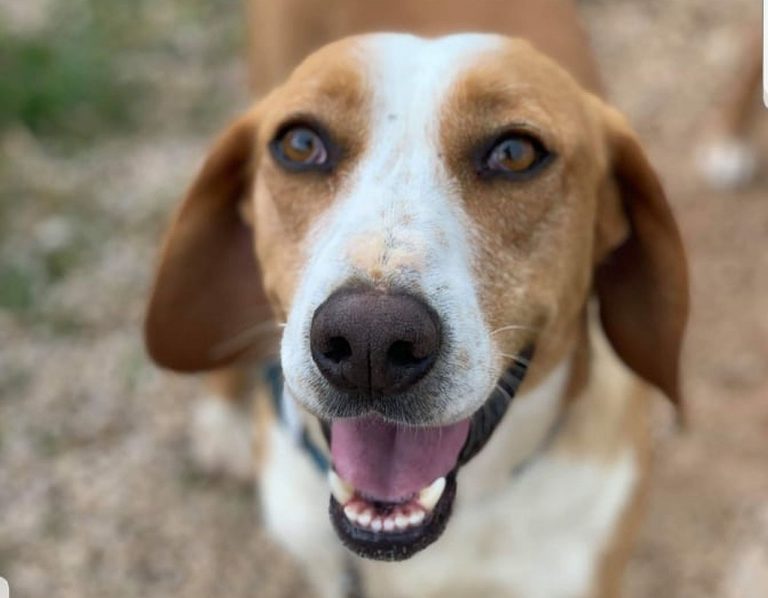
[360, 341, 643, 598]
[361, 449, 638, 598]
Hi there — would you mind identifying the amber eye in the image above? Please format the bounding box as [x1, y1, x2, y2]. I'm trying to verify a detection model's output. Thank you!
[483, 134, 549, 177]
[271, 125, 329, 170]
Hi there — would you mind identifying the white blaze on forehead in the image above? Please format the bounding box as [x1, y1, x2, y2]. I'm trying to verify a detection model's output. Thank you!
[341, 33, 504, 280]
[362, 32, 503, 130]
[358, 33, 503, 187]
[281, 34, 506, 421]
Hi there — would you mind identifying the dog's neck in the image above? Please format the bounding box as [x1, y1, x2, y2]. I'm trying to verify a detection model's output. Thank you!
[456, 310, 597, 503]
[456, 349, 573, 503]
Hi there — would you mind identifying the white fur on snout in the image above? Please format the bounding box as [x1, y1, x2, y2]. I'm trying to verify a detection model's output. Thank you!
[281, 34, 505, 423]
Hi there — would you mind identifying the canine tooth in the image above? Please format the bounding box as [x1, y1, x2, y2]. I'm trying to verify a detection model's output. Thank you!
[395, 513, 409, 530]
[358, 510, 372, 527]
[344, 504, 360, 522]
[328, 470, 354, 504]
[383, 517, 396, 532]
[409, 510, 425, 526]
[371, 517, 383, 532]
[418, 477, 446, 511]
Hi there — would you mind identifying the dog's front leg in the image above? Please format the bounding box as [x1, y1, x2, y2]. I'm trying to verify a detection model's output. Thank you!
[259, 423, 354, 598]
[190, 366, 258, 481]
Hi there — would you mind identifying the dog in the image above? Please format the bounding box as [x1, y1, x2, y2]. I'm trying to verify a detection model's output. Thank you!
[144, 2, 689, 596]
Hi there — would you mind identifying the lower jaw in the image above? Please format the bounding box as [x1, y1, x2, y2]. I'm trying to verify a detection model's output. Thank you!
[328, 471, 458, 561]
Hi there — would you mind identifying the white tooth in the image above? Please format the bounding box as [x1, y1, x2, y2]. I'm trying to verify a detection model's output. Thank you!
[328, 470, 354, 504]
[344, 504, 360, 522]
[383, 517, 395, 532]
[395, 514, 409, 530]
[409, 510, 425, 526]
[358, 510, 372, 527]
[371, 518, 383, 532]
[418, 477, 446, 512]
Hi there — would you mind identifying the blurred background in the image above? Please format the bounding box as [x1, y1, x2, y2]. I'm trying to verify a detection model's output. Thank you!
[0, 0, 766, 596]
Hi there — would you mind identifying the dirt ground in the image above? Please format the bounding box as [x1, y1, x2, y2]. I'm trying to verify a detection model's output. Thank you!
[1, 0, 767, 597]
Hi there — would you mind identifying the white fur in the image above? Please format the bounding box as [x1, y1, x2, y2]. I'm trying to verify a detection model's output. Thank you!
[260, 422, 348, 598]
[281, 34, 505, 424]
[190, 395, 254, 481]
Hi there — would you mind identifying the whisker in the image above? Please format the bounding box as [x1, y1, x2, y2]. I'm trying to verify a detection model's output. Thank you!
[490, 324, 539, 336]
[210, 320, 284, 360]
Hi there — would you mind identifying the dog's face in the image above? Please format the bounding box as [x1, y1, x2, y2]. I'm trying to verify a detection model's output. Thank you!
[264, 35, 599, 421]
[146, 34, 687, 560]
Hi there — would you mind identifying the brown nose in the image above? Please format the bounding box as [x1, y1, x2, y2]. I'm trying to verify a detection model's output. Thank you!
[310, 290, 441, 395]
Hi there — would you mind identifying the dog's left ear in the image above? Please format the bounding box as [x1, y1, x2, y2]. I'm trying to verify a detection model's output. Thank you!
[594, 105, 689, 417]
[145, 109, 277, 372]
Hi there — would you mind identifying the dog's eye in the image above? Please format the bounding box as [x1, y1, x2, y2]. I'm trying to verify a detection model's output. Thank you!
[272, 125, 329, 170]
[482, 134, 550, 177]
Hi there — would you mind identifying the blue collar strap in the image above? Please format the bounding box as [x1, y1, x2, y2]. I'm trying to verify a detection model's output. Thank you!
[264, 362, 330, 473]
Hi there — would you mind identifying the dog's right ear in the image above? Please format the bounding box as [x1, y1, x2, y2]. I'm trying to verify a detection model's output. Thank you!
[145, 109, 277, 372]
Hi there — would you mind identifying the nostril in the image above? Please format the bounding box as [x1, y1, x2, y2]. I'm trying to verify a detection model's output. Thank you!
[324, 336, 352, 364]
[387, 340, 426, 368]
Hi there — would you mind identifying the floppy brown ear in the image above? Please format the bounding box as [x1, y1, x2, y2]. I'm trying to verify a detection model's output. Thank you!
[595, 107, 689, 417]
[144, 110, 276, 372]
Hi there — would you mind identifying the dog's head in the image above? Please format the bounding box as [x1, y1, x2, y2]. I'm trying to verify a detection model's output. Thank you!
[145, 34, 688, 560]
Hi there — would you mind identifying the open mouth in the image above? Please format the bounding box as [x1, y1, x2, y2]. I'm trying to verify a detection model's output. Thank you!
[325, 346, 533, 561]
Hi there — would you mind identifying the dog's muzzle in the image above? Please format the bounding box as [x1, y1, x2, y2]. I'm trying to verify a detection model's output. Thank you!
[307, 288, 534, 560]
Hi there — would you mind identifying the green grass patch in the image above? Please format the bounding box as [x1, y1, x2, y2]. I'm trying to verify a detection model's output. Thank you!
[0, 0, 246, 145]
[0, 7, 141, 143]
[0, 264, 37, 311]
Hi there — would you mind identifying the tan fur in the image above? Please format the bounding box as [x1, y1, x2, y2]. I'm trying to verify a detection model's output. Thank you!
[252, 43, 371, 311]
[440, 43, 604, 389]
[247, 0, 602, 94]
[554, 322, 651, 463]
[714, 26, 763, 137]
[205, 365, 256, 402]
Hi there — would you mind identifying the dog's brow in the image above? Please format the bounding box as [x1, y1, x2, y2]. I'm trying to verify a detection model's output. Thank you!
[298, 64, 368, 109]
[455, 84, 537, 109]
[316, 80, 365, 106]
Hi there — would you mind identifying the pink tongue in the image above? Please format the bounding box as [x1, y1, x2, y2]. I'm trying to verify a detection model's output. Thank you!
[331, 416, 470, 501]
